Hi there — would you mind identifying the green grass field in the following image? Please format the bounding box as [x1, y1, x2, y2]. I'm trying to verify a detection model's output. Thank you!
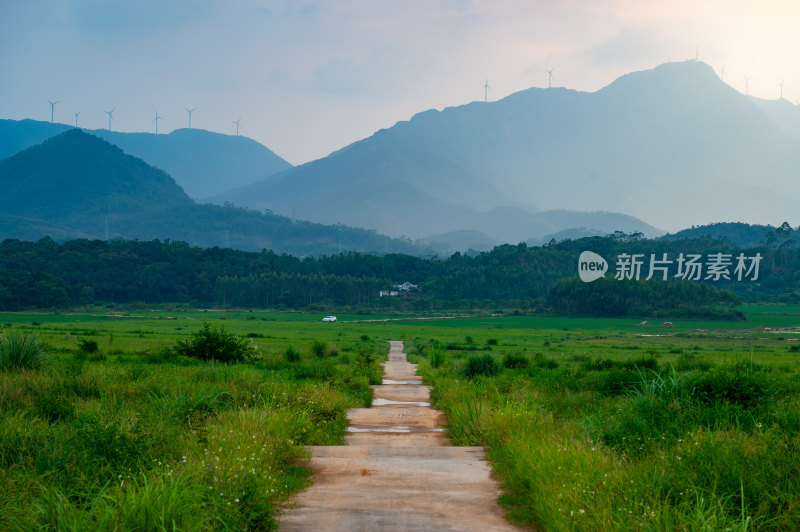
[1, 307, 799, 530]
[0, 311, 387, 530]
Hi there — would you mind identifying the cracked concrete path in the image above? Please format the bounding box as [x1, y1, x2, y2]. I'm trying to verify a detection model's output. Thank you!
[279, 340, 524, 532]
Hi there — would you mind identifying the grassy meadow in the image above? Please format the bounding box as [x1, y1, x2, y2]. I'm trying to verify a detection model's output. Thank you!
[0, 307, 799, 530]
[404, 308, 800, 531]
[0, 310, 386, 530]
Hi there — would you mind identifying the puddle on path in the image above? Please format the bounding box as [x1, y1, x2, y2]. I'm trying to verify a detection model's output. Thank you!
[371, 398, 430, 407]
[346, 425, 447, 434]
[382, 379, 423, 385]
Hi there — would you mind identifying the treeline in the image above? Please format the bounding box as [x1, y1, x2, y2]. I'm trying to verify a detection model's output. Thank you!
[548, 278, 743, 319]
[0, 238, 429, 309]
[0, 233, 797, 314]
[663, 221, 800, 249]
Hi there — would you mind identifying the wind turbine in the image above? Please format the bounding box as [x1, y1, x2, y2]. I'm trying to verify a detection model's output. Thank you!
[778, 80, 785, 99]
[717, 66, 725, 82]
[105, 108, 115, 131]
[47, 99, 59, 123]
[546, 68, 553, 89]
[744, 76, 752, 96]
[185, 107, 196, 128]
[74, 112, 80, 127]
[154, 110, 163, 134]
[233, 118, 241, 136]
[483, 79, 490, 102]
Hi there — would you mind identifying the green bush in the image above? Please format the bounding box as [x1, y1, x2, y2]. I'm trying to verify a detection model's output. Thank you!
[533, 352, 559, 369]
[285, 345, 301, 362]
[173, 322, 257, 363]
[0, 333, 48, 371]
[690, 368, 769, 408]
[620, 356, 659, 372]
[463, 354, 500, 379]
[77, 339, 98, 353]
[311, 340, 332, 358]
[502, 353, 530, 369]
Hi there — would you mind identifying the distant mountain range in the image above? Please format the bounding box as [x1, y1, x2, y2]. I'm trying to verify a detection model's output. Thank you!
[0, 119, 291, 198]
[212, 60, 799, 247]
[209, 127, 661, 245]
[3, 61, 798, 254]
[0, 130, 425, 256]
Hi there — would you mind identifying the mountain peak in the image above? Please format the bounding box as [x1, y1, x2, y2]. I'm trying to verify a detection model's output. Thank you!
[41, 127, 126, 156]
[0, 129, 192, 222]
[0, 119, 293, 199]
[600, 60, 728, 97]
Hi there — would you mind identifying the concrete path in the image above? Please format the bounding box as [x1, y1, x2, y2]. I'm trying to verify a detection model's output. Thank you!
[279, 341, 524, 532]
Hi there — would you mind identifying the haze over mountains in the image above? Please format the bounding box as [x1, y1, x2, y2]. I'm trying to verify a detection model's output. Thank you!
[0, 130, 423, 256]
[2, 61, 798, 254]
[0, 119, 291, 198]
[214, 60, 800, 242]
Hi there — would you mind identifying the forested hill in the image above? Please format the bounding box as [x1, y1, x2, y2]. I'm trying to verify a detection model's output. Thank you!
[1, 233, 797, 313]
[0, 129, 427, 256]
[663, 222, 800, 248]
[0, 129, 192, 222]
[0, 119, 292, 199]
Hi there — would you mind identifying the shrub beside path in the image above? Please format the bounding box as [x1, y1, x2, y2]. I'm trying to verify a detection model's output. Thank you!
[280, 340, 524, 531]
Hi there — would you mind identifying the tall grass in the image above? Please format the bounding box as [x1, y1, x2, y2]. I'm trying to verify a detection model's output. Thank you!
[0, 333, 47, 371]
[463, 353, 499, 378]
[31, 472, 212, 532]
[429, 347, 445, 368]
[414, 335, 800, 531]
[0, 323, 386, 530]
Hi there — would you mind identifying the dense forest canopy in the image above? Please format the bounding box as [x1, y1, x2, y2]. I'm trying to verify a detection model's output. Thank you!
[0, 230, 797, 315]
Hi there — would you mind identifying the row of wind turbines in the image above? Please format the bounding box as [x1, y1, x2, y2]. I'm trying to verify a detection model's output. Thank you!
[716, 68, 789, 99]
[45, 101, 243, 136]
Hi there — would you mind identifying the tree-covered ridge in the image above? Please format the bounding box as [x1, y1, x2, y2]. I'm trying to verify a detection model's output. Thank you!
[548, 277, 742, 318]
[0, 118, 292, 199]
[663, 221, 800, 248]
[0, 232, 796, 313]
[0, 129, 427, 256]
[0, 129, 192, 221]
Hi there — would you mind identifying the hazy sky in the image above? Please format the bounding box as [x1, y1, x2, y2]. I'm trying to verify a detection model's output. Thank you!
[2, 0, 799, 164]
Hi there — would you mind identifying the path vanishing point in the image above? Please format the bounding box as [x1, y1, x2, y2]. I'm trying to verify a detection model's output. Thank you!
[280, 341, 524, 531]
